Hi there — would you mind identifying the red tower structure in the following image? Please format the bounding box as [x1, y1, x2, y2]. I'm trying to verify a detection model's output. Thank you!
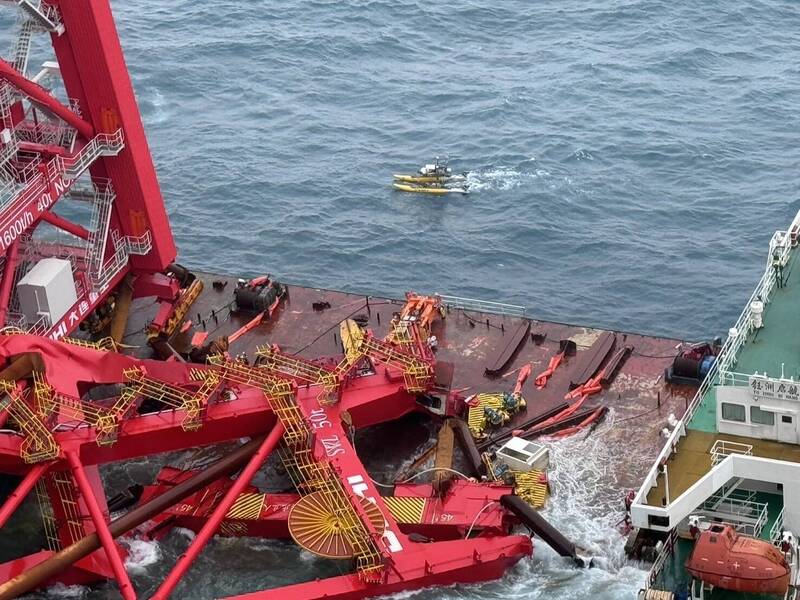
[0, 0, 175, 339]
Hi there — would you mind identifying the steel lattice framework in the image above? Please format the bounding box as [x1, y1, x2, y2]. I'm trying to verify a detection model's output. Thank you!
[0, 0, 175, 339]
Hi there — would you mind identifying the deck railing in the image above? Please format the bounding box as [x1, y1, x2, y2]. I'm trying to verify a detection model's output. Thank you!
[645, 527, 679, 589]
[717, 212, 800, 380]
[770, 506, 786, 543]
[698, 495, 768, 538]
[437, 294, 526, 317]
[710, 440, 753, 466]
[632, 208, 800, 510]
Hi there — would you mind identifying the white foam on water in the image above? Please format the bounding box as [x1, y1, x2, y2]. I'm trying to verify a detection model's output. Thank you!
[299, 549, 319, 562]
[529, 410, 648, 598]
[148, 89, 168, 124]
[379, 411, 649, 600]
[122, 537, 162, 573]
[464, 167, 547, 192]
[174, 526, 197, 541]
[46, 583, 87, 599]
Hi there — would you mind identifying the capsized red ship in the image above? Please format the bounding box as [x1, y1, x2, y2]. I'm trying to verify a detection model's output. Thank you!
[685, 524, 790, 595]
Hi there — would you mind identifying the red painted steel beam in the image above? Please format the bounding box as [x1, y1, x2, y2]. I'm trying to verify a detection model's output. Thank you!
[0, 238, 20, 326]
[0, 374, 417, 474]
[222, 535, 533, 600]
[50, 0, 176, 272]
[66, 451, 136, 600]
[0, 462, 49, 529]
[0, 58, 94, 140]
[0, 437, 267, 600]
[0, 158, 77, 254]
[39, 211, 91, 240]
[151, 422, 286, 600]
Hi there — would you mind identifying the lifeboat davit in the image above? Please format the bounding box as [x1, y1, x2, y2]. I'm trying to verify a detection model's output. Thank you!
[685, 524, 790, 595]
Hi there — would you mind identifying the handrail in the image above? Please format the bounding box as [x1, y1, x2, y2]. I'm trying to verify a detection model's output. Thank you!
[85, 182, 115, 277]
[646, 527, 679, 588]
[438, 293, 526, 317]
[58, 129, 124, 179]
[770, 507, 786, 543]
[698, 496, 767, 537]
[632, 208, 800, 509]
[710, 440, 753, 466]
[0, 129, 125, 240]
[90, 231, 151, 292]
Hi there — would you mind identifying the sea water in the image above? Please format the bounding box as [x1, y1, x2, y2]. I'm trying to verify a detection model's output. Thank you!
[2, 1, 800, 598]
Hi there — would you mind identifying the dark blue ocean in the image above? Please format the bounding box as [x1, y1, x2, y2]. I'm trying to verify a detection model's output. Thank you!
[120, 0, 800, 343]
[5, 0, 800, 598]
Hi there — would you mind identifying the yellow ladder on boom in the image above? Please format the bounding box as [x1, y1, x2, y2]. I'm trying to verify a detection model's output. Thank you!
[0, 379, 59, 463]
[123, 366, 221, 431]
[254, 345, 340, 405]
[208, 355, 384, 580]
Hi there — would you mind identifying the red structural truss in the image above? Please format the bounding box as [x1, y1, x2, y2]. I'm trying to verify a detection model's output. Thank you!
[0, 326, 533, 598]
[0, 0, 175, 339]
[0, 2, 536, 598]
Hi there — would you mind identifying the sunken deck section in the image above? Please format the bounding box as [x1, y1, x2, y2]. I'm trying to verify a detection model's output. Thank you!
[123, 271, 694, 489]
[645, 243, 800, 505]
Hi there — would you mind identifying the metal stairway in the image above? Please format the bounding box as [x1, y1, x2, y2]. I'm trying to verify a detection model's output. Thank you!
[0, 378, 58, 463]
[85, 182, 115, 278]
[14, 0, 62, 34]
[11, 17, 35, 74]
[212, 354, 387, 581]
[254, 345, 340, 405]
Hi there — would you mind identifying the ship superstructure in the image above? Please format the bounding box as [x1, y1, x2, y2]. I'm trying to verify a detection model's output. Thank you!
[633, 210, 800, 599]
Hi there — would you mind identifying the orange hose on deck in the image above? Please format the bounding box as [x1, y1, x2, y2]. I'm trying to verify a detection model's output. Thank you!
[228, 311, 265, 343]
[514, 363, 532, 395]
[549, 407, 606, 438]
[534, 353, 564, 389]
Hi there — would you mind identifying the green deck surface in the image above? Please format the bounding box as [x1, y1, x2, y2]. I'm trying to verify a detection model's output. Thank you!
[688, 385, 717, 432]
[734, 248, 800, 380]
[687, 247, 800, 434]
[651, 249, 798, 599]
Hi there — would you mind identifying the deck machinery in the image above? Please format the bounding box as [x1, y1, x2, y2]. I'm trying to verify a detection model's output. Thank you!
[0, 2, 535, 598]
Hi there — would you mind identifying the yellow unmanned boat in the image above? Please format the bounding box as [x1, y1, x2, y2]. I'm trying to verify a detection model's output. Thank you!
[392, 183, 469, 195]
[392, 173, 466, 184]
[392, 157, 469, 194]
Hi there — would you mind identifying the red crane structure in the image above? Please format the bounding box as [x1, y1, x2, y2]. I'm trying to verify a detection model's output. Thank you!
[0, 0, 175, 340]
[0, 327, 532, 599]
[0, 2, 541, 599]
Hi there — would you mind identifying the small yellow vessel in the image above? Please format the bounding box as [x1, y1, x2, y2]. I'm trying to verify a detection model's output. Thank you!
[392, 183, 469, 195]
[392, 174, 466, 184]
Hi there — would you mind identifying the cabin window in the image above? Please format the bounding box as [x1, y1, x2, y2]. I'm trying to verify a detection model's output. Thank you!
[750, 406, 775, 426]
[721, 403, 746, 422]
[782, 415, 793, 424]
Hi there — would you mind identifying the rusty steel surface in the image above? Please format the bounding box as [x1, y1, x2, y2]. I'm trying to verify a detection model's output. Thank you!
[122, 271, 695, 491]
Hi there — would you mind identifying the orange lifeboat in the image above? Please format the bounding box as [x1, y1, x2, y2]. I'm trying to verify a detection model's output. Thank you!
[685, 524, 790, 595]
